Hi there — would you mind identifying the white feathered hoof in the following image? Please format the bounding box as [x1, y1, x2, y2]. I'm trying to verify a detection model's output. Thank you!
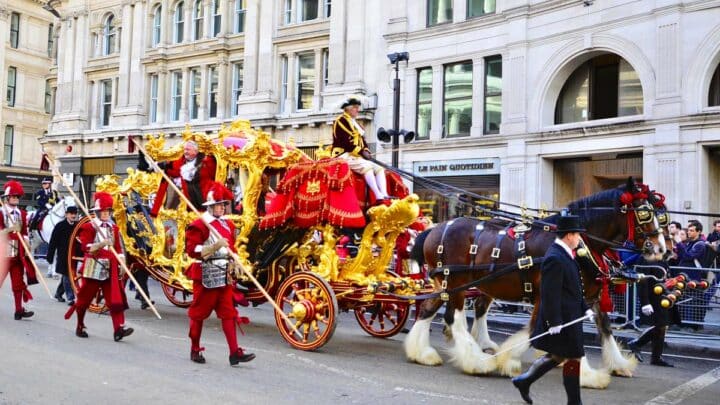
[447, 310, 497, 374]
[580, 357, 611, 389]
[602, 337, 637, 377]
[404, 318, 443, 366]
[496, 329, 530, 377]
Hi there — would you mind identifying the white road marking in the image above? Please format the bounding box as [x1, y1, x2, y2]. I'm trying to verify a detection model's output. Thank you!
[645, 365, 720, 405]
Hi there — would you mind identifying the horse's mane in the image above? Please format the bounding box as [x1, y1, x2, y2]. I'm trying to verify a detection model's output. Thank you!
[566, 186, 624, 226]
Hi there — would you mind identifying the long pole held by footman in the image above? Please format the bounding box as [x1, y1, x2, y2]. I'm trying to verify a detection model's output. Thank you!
[43, 151, 162, 320]
[131, 138, 302, 339]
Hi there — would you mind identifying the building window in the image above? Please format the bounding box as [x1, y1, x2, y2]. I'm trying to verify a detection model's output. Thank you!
[484, 55, 502, 134]
[192, 0, 204, 40]
[149, 74, 159, 123]
[467, 0, 496, 18]
[283, 0, 292, 24]
[3, 126, 13, 166]
[280, 56, 288, 112]
[100, 79, 113, 127]
[427, 0, 452, 27]
[710, 63, 720, 107]
[47, 23, 55, 57]
[44, 80, 53, 114]
[323, 0, 332, 18]
[555, 54, 643, 124]
[211, 0, 221, 37]
[300, 0, 319, 22]
[174, 2, 185, 43]
[322, 49, 329, 87]
[189, 68, 201, 119]
[152, 5, 162, 47]
[6, 67, 17, 107]
[103, 15, 116, 55]
[443, 61, 473, 137]
[208, 66, 218, 118]
[171, 71, 182, 121]
[235, 0, 246, 33]
[232, 62, 244, 116]
[416, 68, 432, 140]
[10, 12, 19, 49]
[296, 53, 315, 111]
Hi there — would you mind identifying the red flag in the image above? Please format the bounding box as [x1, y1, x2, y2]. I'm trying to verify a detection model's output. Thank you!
[39, 153, 50, 171]
[128, 135, 136, 153]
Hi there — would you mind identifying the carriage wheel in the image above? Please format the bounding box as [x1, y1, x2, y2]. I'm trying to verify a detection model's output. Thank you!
[161, 283, 192, 308]
[242, 256, 284, 304]
[354, 300, 410, 338]
[274, 272, 338, 351]
[66, 216, 106, 314]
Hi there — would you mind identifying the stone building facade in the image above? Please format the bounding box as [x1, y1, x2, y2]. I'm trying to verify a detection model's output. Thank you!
[42, 0, 720, 224]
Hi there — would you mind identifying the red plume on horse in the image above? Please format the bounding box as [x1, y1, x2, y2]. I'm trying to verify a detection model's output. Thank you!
[404, 177, 666, 388]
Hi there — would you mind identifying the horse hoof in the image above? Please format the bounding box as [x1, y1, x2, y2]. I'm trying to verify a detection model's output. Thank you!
[417, 349, 443, 366]
[611, 369, 633, 378]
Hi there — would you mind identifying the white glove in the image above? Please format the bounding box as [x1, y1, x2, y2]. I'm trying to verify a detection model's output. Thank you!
[641, 304, 654, 316]
[548, 325, 562, 335]
[173, 177, 182, 186]
[585, 309, 595, 323]
[45, 203, 52, 209]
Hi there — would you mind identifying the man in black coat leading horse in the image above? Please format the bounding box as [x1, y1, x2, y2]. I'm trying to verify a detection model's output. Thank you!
[512, 215, 593, 405]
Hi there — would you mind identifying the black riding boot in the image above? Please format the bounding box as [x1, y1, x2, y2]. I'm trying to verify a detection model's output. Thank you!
[512, 355, 559, 404]
[650, 327, 673, 367]
[627, 327, 654, 362]
[563, 359, 582, 405]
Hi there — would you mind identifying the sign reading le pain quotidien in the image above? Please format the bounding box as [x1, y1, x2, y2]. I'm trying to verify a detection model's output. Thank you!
[413, 158, 500, 177]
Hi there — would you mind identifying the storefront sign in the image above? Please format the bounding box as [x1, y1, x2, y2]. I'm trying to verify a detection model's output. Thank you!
[413, 158, 500, 177]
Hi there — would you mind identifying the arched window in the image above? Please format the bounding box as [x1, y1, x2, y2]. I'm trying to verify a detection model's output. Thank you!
[192, 0, 204, 40]
[151, 5, 162, 47]
[709, 63, 720, 107]
[555, 53, 643, 124]
[174, 1, 185, 43]
[103, 15, 116, 55]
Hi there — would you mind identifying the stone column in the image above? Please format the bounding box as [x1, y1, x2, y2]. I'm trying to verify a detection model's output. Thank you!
[313, 48, 323, 111]
[327, 0, 346, 85]
[89, 81, 98, 129]
[180, 67, 190, 122]
[284, 52, 297, 114]
[157, 65, 168, 123]
[160, 0, 170, 45]
[117, 2, 133, 107]
[203, 0, 211, 38]
[344, 0, 364, 85]
[217, 54, 228, 119]
[242, 0, 259, 95]
[71, 13, 88, 115]
[470, 57, 484, 136]
[198, 65, 208, 120]
[184, 1, 192, 43]
[429, 64, 444, 140]
[128, 1, 146, 108]
[59, 17, 76, 114]
[219, 0, 229, 36]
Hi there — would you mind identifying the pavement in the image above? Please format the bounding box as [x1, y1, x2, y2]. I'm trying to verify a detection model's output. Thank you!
[484, 308, 720, 361]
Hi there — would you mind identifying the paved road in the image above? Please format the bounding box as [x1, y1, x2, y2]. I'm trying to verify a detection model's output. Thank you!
[1, 278, 718, 405]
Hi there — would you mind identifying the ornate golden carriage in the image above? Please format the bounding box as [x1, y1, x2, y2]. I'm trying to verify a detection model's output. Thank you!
[69, 119, 428, 350]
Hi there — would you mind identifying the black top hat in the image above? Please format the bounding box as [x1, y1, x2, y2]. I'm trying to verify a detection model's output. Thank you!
[341, 97, 362, 109]
[66, 206, 78, 214]
[554, 215, 586, 233]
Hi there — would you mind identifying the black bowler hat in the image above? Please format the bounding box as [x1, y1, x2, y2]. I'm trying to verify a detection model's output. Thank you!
[554, 215, 586, 233]
[66, 206, 78, 214]
[341, 97, 362, 109]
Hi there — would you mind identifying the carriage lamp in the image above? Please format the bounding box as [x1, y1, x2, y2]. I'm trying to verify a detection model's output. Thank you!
[653, 284, 664, 295]
[687, 280, 697, 289]
[377, 51, 414, 168]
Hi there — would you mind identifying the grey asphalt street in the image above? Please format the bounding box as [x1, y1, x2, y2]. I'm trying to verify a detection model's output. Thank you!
[1, 276, 718, 405]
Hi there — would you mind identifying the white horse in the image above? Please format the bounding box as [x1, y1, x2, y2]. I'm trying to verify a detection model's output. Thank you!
[27, 196, 75, 274]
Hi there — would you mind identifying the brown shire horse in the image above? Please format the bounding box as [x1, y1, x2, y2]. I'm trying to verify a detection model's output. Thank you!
[404, 179, 666, 386]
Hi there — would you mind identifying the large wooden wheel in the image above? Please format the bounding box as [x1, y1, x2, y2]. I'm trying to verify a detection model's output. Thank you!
[161, 283, 192, 308]
[241, 255, 286, 304]
[354, 300, 410, 338]
[66, 216, 106, 314]
[274, 272, 338, 351]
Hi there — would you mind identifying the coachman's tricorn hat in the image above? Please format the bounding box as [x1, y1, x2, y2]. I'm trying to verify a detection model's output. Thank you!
[554, 215, 586, 233]
[341, 97, 362, 109]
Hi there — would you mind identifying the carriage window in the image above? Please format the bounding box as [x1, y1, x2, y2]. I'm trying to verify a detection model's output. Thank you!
[709, 62, 720, 107]
[555, 54, 643, 124]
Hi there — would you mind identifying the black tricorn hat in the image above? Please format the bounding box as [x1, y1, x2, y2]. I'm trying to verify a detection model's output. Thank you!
[341, 97, 362, 109]
[554, 215, 586, 233]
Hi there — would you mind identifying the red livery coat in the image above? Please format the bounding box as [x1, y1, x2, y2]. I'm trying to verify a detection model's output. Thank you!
[0, 207, 36, 298]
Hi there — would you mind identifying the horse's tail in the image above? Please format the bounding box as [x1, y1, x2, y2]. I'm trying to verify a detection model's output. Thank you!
[409, 228, 432, 267]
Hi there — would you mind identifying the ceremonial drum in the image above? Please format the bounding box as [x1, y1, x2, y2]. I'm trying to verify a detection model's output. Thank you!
[82, 258, 111, 281]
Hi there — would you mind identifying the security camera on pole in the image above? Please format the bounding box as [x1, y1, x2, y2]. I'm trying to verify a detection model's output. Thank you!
[377, 52, 415, 168]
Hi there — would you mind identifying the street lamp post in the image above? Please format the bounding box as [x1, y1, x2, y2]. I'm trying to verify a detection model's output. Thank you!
[377, 52, 415, 169]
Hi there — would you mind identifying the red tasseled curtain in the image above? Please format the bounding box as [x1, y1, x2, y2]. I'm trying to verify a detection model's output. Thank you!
[128, 135, 136, 153]
[39, 153, 50, 171]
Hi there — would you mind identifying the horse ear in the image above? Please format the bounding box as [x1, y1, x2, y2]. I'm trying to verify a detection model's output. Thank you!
[626, 176, 634, 190]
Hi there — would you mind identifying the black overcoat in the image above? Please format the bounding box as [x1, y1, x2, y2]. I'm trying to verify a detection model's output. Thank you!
[46, 219, 79, 276]
[531, 242, 589, 358]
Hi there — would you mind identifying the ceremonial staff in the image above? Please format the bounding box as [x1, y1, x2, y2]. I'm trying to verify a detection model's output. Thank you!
[0, 198, 53, 298]
[132, 138, 302, 338]
[43, 152, 162, 320]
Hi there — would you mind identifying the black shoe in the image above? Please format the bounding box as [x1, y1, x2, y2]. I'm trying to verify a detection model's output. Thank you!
[191, 350, 206, 364]
[67, 301, 75, 306]
[76, 326, 89, 338]
[627, 339, 644, 362]
[114, 326, 134, 342]
[14, 310, 34, 320]
[141, 300, 154, 310]
[651, 357, 674, 367]
[55, 293, 66, 303]
[229, 349, 256, 365]
[511, 355, 559, 404]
